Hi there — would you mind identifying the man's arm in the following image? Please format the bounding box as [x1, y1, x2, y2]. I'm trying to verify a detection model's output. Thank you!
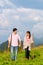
[8, 34, 11, 48]
[18, 35, 21, 47]
[23, 36, 26, 49]
[8, 40, 11, 49]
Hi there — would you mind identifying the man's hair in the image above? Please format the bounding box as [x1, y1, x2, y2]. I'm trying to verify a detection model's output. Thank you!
[26, 31, 31, 38]
[13, 28, 17, 32]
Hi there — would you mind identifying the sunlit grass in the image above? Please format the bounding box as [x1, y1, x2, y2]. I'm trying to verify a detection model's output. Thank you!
[0, 46, 43, 65]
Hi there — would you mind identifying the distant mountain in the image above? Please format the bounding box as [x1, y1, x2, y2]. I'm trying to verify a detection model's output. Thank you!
[0, 39, 43, 52]
[34, 37, 43, 46]
[0, 40, 23, 52]
[0, 41, 8, 51]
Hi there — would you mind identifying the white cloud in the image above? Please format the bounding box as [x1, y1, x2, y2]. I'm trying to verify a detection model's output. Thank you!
[0, 30, 8, 35]
[32, 23, 43, 39]
[12, 15, 20, 20]
[17, 8, 31, 13]
[0, 0, 43, 42]
[0, 0, 43, 28]
[28, 15, 43, 22]
[1, 21, 9, 27]
[0, 0, 5, 7]
[0, 12, 9, 27]
[0, 0, 16, 8]
[0, 2, 43, 35]
[16, 8, 43, 22]
[0, 21, 9, 27]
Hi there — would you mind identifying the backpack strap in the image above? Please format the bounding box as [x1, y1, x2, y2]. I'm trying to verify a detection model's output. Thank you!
[11, 34, 12, 44]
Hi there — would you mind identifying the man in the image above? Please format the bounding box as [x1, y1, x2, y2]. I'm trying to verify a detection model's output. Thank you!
[8, 28, 21, 60]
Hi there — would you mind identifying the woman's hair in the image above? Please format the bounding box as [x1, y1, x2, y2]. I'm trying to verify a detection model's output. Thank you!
[26, 31, 31, 38]
[13, 28, 17, 32]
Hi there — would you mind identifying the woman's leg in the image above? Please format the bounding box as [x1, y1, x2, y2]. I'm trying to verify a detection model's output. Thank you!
[26, 47, 29, 59]
[25, 47, 30, 59]
[28, 50, 30, 59]
[27, 47, 30, 59]
[25, 48, 27, 58]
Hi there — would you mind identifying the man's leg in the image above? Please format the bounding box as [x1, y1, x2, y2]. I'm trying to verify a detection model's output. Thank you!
[14, 46, 18, 60]
[11, 46, 14, 60]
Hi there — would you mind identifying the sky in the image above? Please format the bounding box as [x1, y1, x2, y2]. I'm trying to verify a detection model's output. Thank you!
[0, 0, 43, 44]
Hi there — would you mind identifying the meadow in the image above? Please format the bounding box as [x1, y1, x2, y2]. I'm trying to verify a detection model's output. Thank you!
[0, 46, 43, 65]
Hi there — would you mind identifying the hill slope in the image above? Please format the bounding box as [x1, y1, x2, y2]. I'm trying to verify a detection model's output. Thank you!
[0, 41, 8, 51]
[0, 46, 43, 65]
[0, 40, 23, 51]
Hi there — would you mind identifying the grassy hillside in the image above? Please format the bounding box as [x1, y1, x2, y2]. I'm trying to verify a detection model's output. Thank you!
[0, 46, 43, 65]
[0, 41, 8, 51]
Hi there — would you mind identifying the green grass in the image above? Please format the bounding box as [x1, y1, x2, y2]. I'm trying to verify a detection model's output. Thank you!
[0, 46, 43, 65]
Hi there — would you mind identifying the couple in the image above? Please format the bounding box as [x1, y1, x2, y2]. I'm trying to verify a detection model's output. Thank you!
[8, 28, 34, 61]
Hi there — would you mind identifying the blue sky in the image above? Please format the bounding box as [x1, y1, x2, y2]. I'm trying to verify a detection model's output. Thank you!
[10, 0, 43, 9]
[0, 0, 43, 44]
